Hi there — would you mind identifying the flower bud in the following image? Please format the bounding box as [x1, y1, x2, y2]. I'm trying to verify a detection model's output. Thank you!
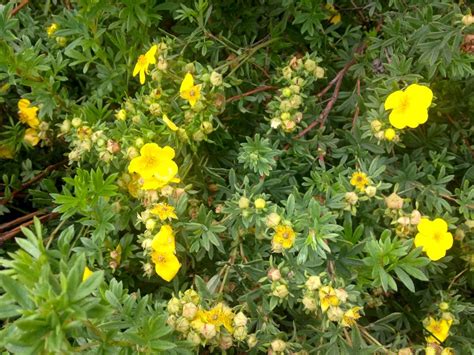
[127, 146, 139, 159]
[145, 219, 156, 231]
[279, 100, 291, 112]
[410, 210, 421, 224]
[187, 331, 202, 346]
[271, 339, 286, 352]
[282, 88, 292, 97]
[254, 198, 266, 209]
[345, 192, 359, 205]
[143, 262, 154, 276]
[210, 71, 223, 86]
[149, 103, 161, 116]
[71, 117, 82, 128]
[365, 186, 377, 197]
[176, 317, 190, 333]
[385, 192, 404, 209]
[439, 302, 449, 311]
[201, 121, 214, 134]
[282, 66, 293, 80]
[441, 312, 455, 322]
[115, 109, 126, 121]
[233, 312, 248, 327]
[56, 36, 67, 46]
[281, 112, 291, 121]
[374, 131, 385, 140]
[305, 275, 321, 290]
[247, 334, 258, 348]
[283, 120, 296, 132]
[193, 130, 206, 142]
[384, 128, 396, 141]
[167, 297, 181, 314]
[266, 213, 281, 228]
[302, 296, 317, 311]
[166, 314, 177, 328]
[59, 119, 71, 134]
[314, 66, 325, 78]
[107, 140, 120, 154]
[140, 237, 151, 250]
[272, 284, 289, 299]
[219, 334, 233, 350]
[304, 58, 317, 72]
[462, 14, 474, 26]
[267, 268, 282, 281]
[157, 57, 168, 71]
[370, 120, 382, 132]
[200, 323, 217, 340]
[290, 95, 302, 108]
[182, 302, 198, 320]
[335, 288, 348, 303]
[270, 118, 281, 129]
[183, 289, 200, 304]
[327, 306, 344, 321]
[239, 197, 250, 209]
[233, 325, 248, 341]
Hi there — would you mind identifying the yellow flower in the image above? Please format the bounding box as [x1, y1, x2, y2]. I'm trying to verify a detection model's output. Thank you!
[47, 23, 58, 37]
[341, 307, 362, 327]
[180, 73, 202, 107]
[384, 128, 396, 141]
[425, 317, 452, 344]
[18, 99, 40, 128]
[319, 286, 340, 312]
[272, 224, 296, 250]
[163, 114, 178, 131]
[384, 84, 433, 129]
[350, 171, 369, 191]
[0, 145, 14, 159]
[82, 266, 93, 282]
[133, 45, 158, 85]
[415, 218, 453, 261]
[151, 251, 181, 282]
[150, 203, 178, 221]
[200, 303, 235, 333]
[128, 143, 178, 190]
[325, 4, 341, 24]
[151, 225, 176, 254]
[24, 128, 40, 146]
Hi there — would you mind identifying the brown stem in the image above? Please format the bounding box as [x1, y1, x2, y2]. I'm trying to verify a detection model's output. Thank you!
[226, 85, 277, 103]
[11, 0, 29, 16]
[351, 78, 361, 130]
[0, 159, 67, 206]
[0, 212, 59, 246]
[295, 44, 366, 139]
[0, 210, 46, 232]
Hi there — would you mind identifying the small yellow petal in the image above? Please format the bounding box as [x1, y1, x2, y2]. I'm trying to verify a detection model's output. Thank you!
[162, 114, 178, 131]
[82, 266, 93, 282]
[180, 73, 194, 95]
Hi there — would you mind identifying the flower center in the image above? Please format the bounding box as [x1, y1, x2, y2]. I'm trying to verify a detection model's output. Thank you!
[432, 232, 442, 241]
[142, 156, 157, 169]
[157, 254, 166, 263]
[189, 89, 196, 97]
[399, 94, 410, 112]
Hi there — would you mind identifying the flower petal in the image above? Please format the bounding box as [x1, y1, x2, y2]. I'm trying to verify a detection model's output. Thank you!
[159, 146, 176, 160]
[152, 252, 181, 282]
[145, 45, 158, 64]
[417, 218, 432, 235]
[384, 90, 405, 110]
[133, 61, 141, 77]
[439, 232, 453, 251]
[180, 73, 194, 95]
[140, 143, 160, 156]
[414, 232, 428, 250]
[405, 84, 433, 108]
[139, 69, 145, 84]
[389, 109, 408, 129]
[426, 246, 446, 261]
[405, 107, 428, 128]
[432, 218, 448, 232]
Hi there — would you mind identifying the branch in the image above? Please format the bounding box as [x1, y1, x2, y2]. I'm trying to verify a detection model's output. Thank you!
[226, 85, 277, 103]
[0, 210, 46, 232]
[0, 159, 67, 206]
[11, 0, 29, 16]
[295, 44, 366, 139]
[0, 212, 59, 246]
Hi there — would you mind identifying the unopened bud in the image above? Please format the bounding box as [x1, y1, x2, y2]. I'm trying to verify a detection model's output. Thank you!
[370, 120, 382, 132]
[254, 198, 266, 209]
[365, 186, 377, 197]
[345, 192, 358, 205]
[210, 71, 223, 86]
[266, 213, 281, 228]
[314, 66, 325, 78]
[305, 275, 321, 290]
[302, 296, 317, 311]
[267, 268, 282, 281]
[385, 192, 404, 209]
[182, 302, 198, 320]
[271, 339, 286, 352]
[272, 284, 289, 299]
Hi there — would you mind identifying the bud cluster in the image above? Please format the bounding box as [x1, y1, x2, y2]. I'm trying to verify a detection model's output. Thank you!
[268, 53, 325, 133]
[301, 275, 363, 328]
[166, 289, 249, 350]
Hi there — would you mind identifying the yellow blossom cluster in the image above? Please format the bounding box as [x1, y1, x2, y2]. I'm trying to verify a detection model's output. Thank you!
[166, 289, 249, 349]
[302, 275, 362, 327]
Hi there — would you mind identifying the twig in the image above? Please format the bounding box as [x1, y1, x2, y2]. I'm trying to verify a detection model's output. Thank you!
[0, 159, 67, 206]
[357, 325, 389, 353]
[0, 212, 59, 246]
[447, 268, 469, 291]
[226, 85, 277, 103]
[11, 0, 29, 16]
[296, 44, 366, 138]
[0, 210, 46, 232]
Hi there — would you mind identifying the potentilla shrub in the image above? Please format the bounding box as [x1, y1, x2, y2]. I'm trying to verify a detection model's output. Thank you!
[0, 0, 473, 354]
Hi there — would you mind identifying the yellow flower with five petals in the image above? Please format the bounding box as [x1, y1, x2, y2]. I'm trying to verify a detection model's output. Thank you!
[180, 73, 202, 107]
[425, 317, 452, 344]
[350, 171, 369, 191]
[384, 84, 433, 129]
[319, 286, 340, 313]
[133, 45, 158, 84]
[414, 218, 453, 261]
[150, 203, 177, 221]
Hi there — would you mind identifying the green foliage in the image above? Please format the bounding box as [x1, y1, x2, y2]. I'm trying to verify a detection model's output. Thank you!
[1, 0, 473, 353]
